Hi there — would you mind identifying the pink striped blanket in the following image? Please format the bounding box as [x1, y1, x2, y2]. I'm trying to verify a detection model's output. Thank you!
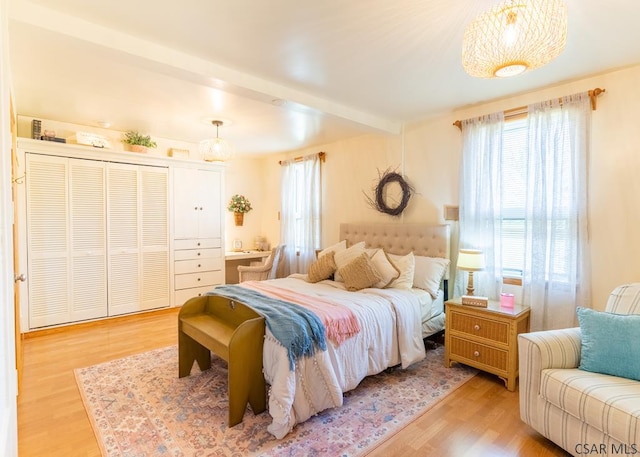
[239, 280, 361, 344]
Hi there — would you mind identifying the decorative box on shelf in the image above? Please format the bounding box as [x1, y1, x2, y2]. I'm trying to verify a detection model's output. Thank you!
[66, 132, 112, 149]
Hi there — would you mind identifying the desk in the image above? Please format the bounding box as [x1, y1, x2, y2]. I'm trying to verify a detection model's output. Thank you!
[224, 251, 271, 284]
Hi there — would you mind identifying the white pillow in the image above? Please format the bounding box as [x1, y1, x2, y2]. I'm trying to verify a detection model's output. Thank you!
[369, 249, 400, 288]
[387, 252, 416, 290]
[334, 241, 366, 282]
[318, 240, 347, 258]
[413, 256, 450, 298]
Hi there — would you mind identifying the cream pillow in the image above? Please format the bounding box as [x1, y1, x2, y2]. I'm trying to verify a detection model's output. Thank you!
[334, 241, 366, 282]
[318, 240, 347, 258]
[413, 256, 450, 298]
[338, 253, 382, 292]
[387, 252, 416, 290]
[370, 249, 400, 288]
[308, 250, 337, 283]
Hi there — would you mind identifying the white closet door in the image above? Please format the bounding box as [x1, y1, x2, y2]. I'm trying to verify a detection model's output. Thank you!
[107, 162, 140, 316]
[26, 155, 70, 327]
[26, 155, 108, 328]
[197, 169, 222, 239]
[69, 159, 107, 321]
[140, 166, 169, 310]
[173, 167, 199, 239]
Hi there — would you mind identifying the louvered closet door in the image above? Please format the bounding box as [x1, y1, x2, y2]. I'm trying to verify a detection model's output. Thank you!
[140, 166, 169, 311]
[107, 163, 141, 316]
[107, 163, 169, 315]
[69, 159, 108, 321]
[26, 155, 107, 328]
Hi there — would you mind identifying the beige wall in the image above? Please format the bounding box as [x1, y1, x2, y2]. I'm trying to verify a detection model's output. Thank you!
[256, 64, 640, 310]
[16, 64, 640, 310]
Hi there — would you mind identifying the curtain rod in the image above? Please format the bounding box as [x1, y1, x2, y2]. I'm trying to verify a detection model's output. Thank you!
[453, 87, 606, 130]
[278, 151, 326, 165]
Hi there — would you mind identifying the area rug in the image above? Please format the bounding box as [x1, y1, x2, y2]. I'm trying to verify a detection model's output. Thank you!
[75, 344, 476, 456]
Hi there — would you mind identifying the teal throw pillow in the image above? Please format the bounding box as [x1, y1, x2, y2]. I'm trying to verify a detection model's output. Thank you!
[577, 307, 640, 381]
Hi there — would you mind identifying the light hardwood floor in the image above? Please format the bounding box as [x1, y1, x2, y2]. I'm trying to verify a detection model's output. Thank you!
[17, 309, 569, 457]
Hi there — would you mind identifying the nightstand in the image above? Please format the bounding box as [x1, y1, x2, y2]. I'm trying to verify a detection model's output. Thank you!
[444, 298, 530, 391]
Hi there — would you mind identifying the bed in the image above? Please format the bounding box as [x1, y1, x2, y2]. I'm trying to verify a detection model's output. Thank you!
[209, 222, 451, 438]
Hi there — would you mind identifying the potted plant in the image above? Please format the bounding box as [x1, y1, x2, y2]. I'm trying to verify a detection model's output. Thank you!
[228, 194, 252, 226]
[122, 130, 157, 153]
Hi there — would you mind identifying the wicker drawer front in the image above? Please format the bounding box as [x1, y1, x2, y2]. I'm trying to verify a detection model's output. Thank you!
[450, 336, 508, 371]
[450, 311, 509, 344]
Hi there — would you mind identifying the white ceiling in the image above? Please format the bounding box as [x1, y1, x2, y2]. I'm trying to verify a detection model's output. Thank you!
[8, 0, 640, 156]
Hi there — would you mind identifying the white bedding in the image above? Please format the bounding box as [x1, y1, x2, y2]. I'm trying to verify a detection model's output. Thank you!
[256, 275, 430, 439]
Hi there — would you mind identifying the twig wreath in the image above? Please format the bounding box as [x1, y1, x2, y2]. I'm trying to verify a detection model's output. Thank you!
[364, 168, 414, 216]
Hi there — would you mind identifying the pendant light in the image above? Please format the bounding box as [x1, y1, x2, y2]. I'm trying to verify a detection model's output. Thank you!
[199, 120, 235, 162]
[462, 0, 568, 78]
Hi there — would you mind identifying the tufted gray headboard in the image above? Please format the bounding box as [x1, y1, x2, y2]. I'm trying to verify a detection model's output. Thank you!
[339, 223, 451, 280]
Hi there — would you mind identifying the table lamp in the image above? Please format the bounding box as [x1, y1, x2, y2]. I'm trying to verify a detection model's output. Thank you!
[457, 249, 485, 296]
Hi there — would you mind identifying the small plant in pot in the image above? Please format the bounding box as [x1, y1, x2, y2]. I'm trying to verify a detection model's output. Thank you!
[122, 131, 157, 153]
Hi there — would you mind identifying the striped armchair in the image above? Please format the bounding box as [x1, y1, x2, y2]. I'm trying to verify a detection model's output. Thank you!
[518, 283, 640, 457]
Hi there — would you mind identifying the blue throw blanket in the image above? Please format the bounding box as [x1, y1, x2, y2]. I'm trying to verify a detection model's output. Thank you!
[207, 285, 327, 370]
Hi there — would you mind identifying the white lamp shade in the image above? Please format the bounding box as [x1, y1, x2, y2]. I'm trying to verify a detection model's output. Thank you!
[199, 137, 235, 162]
[457, 249, 486, 271]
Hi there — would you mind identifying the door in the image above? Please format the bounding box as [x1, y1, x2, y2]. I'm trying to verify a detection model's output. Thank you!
[107, 162, 169, 315]
[26, 154, 108, 327]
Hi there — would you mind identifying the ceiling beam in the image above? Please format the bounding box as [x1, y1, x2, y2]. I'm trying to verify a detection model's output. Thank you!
[9, 0, 402, 135]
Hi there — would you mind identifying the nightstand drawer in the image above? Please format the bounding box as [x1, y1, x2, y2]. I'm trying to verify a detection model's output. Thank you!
[449, 336, 508, 371]
[449, 311, 509, 344]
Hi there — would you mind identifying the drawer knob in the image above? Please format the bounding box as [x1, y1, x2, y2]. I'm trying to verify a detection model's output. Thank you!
[198, 264, 201, 268]
[199, 207, 203, 210]
[474, 351, 480, 357]
[197, 278, 201, 281]
[197, 242, 201, 246]
[474, 324, 481, 331]
[198, 293, 202, 296]
[194, 206, 198, 211]
[197, 252, 201, 256]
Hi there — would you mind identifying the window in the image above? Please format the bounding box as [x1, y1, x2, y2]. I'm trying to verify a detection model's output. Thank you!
[501, 119, 527, 278]
[280, 154, 321, 274]
[500, 116, 580, 283]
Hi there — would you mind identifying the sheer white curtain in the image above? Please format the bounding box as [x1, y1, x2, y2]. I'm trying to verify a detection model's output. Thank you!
[457, 112, 505, 299]
[522, 92, 592, 331]
[280, 153, 321, 275]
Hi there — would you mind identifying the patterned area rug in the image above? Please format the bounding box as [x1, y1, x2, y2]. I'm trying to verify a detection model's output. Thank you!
[75, 344, 476, 456]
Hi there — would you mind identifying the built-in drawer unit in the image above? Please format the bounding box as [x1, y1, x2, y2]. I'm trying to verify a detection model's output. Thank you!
[173, 238, 223, 306]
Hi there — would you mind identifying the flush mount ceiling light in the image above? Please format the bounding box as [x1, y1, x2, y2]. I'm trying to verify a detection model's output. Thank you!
[462, 0, 567, 78]
[199, 120, 235, 162]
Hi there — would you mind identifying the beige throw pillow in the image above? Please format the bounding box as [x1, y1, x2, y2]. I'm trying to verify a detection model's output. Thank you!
[338, 252, 382, 291]
[317, 240, 347, 259]
[370, 249, 400, 288]
[387, 252, 416, 290]
[413, 256, 450, 298]
[334, 241, 366, 282]
[308, 250, 337, 283]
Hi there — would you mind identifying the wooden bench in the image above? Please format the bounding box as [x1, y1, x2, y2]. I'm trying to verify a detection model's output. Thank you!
[178, 295, 266, 427]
